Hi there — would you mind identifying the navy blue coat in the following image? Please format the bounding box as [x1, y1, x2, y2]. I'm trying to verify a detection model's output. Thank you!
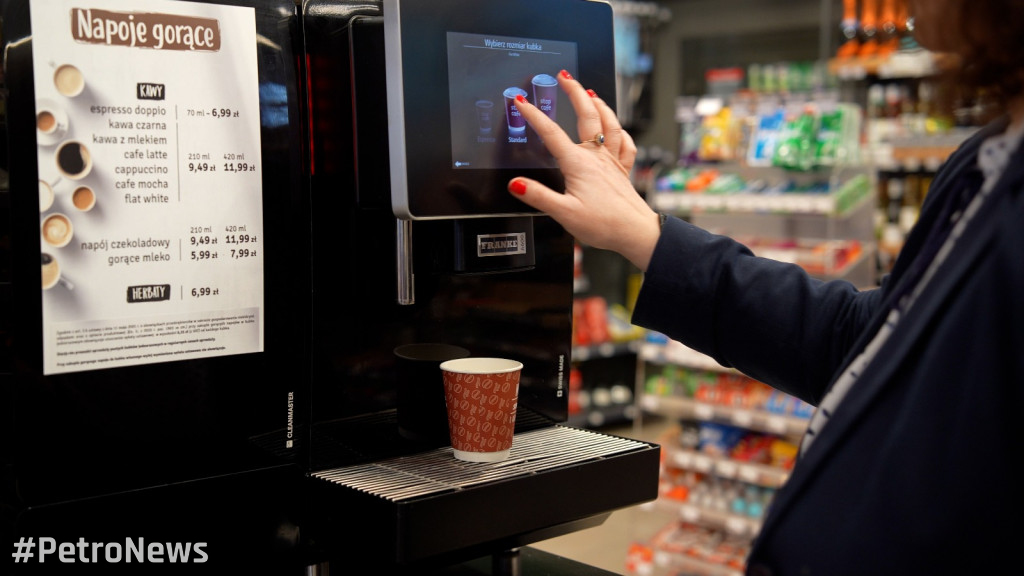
[632, 117, 1024, 575]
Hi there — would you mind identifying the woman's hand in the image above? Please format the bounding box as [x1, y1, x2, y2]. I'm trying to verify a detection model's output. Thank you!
[507, 70, 660, 271]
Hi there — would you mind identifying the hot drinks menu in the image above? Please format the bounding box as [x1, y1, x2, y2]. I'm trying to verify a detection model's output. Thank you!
[32, 0, 264, 375]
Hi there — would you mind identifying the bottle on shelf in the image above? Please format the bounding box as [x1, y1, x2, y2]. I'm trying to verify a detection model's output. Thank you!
[857, 0, 880, 57]
[836, 0, 860, 59]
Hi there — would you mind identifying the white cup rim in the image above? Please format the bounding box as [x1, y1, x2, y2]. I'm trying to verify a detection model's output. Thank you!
[440, 357, 522, 375]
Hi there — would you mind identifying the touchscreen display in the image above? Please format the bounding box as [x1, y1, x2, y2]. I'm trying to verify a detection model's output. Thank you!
[446, 31, 578, 171]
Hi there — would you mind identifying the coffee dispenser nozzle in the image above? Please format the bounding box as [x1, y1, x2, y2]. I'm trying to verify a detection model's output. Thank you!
[396, 217, 414, 305]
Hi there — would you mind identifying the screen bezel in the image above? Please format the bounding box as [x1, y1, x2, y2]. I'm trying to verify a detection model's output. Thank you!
[384, 0, 615, 220]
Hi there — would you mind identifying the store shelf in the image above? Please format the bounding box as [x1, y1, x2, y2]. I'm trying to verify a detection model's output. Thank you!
[639, 341, 731, 374]
[635, 521, 748, 576]
[652, 551, 745, 576]
[876, 128, 979, 172]
[570, 340, 640, 429]
[828, 49, 957, 80]
[655, 499, 763, 539]
[572, 339, 640, 362]
[651, 171, 871, 217]
[640, 394, 808, 439]
[566, 403, 637, 429]
[663, 446, 790, 489]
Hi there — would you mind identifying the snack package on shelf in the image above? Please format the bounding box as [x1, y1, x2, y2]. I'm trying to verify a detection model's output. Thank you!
[698, 106, 741, 163]
[697, 422, 747, 457]
[816, 103, 862, 166]
[572, 296, 610, 345]
[747, 104, 786, 167]
[769, 438, 799, 470]
[772, 106, 819, 171]
[643, 522, 750, 576]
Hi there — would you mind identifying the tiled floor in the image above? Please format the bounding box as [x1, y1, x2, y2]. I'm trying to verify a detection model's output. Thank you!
[530, 415, 677, 575]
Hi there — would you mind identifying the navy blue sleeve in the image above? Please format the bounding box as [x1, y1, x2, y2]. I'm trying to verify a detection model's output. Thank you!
[631, 216, 883, 404]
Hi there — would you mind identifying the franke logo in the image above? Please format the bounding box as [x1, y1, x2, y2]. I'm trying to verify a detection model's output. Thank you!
[477, 233, 526, 257]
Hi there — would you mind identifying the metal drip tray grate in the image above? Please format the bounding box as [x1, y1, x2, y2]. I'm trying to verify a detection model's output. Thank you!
[311, 425, 650, 502]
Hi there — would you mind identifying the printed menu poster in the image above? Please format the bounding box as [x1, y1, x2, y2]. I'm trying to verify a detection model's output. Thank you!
[32, 0, 265, 375]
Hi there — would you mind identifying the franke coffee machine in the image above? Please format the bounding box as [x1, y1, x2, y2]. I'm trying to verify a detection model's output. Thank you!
[1, 0, 659, 573]
[300, 0, 659, 570]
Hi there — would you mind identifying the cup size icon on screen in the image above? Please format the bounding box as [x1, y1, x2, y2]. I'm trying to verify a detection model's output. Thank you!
[502, 87, 528, 135]
[531, 74, 558, 121]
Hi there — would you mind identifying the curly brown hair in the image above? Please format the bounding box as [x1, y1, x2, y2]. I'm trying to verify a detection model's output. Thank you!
[955, 0, 1024, 106]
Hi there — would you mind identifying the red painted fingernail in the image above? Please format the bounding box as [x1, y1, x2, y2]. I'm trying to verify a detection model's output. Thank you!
[515, 94, 526, 103]
[586, 89, 597, 98]
[560, 69, 573, 80]
[509, 179, 527, 195]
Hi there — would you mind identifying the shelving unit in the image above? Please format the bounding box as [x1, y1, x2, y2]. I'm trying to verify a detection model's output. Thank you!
[640, 394, 809, 440]
[630, 337, 810, 575]
[568, 340, 642, 429]
[570, 240, 646, 430]
[652, 162, 877, 288]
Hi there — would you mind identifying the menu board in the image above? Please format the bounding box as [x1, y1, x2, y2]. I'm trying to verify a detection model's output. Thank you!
[31, 0, 265, 375]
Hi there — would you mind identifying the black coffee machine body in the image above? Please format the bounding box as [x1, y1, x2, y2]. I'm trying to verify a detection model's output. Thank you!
[299, 0, 658, 570]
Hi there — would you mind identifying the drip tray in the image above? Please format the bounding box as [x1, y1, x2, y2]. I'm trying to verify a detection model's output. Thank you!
[307, 425, 660, 566]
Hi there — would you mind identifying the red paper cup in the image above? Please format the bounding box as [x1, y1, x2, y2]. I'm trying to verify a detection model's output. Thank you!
[440, 357, 522, 462]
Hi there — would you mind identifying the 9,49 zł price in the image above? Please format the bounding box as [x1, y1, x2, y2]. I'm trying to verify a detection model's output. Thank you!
[187, 225, 259, 262]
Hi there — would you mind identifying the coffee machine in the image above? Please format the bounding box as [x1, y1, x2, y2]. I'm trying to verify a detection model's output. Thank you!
[300, 0, 659, 569]
[1, 0, 659, 573]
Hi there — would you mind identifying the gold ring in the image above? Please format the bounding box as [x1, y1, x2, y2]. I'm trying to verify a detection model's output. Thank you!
[582, 133, 605, 146]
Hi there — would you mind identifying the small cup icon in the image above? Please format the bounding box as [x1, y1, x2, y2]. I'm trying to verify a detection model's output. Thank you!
[35, 99, 69, 144]
[72, 185, 95, 212]
[55, 140, 92, 180]
[440, 357, 522, 462]
[503, 87, 528, 135]
[41, 253, 61, 290]
[475, 100, 494, 135]
[531, 74, 558, 121]
[39, 180, 54, 212]
[41, 213, 73, 248]
[37, 110, 58, 134]
[54, 64, 85, 98]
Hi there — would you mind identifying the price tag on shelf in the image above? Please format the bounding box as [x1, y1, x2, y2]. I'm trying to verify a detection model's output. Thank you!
[673, 450, 694, 469]
[731, 409, 753, 427]
[716, 460, 738, 478]
[725, 516, 749, 535]
[653, 551, 671, 567]
[766, 416, 789, 434]
[739, 465, 761, 484]
[680, 505, 701, 523]
[692, 454, 713, 472]
[693, 403, 715, 420]
[814, 196, 834, 214]
[638, 343, 661, 362]
[641, 395, 660, 411]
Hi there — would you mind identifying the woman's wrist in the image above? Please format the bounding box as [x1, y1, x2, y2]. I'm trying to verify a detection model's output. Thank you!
[621, 211, 661, 273]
